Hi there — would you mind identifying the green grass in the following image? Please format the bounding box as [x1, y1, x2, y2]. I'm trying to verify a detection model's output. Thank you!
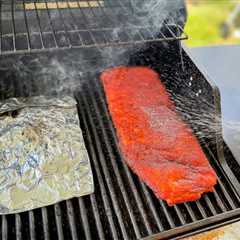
[185, 1, 240, 46]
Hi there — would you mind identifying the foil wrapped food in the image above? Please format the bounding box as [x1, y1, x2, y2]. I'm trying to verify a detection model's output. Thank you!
[0, 96, 94, 214]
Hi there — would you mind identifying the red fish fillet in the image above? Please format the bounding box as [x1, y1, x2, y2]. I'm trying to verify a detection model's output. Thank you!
[100, 66, 217, 205]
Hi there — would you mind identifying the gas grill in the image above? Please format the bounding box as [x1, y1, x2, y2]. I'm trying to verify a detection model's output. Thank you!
[1, 1, 240, 240]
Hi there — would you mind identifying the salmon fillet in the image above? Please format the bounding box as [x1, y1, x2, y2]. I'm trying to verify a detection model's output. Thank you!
[100, 66, 217, 205]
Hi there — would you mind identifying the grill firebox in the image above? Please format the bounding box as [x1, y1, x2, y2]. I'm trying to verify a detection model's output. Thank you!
[1, 1, 240, 240]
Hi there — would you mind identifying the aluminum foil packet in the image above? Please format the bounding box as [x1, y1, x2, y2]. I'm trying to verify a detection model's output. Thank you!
[0, 96, 94, 214]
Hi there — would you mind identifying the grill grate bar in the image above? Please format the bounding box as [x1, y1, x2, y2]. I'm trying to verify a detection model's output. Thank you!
[212, 190, 228, 212]
[2, 215, 7, 240]
[195, 201, 208, 218]
[173, 206, 186, 225]
[1, 26, 172, 37]
[140, 182, 164, 231]
[87, 30, 99, 49]
[0, 2, 2, 54]
[33, 2, 45, 49]
[56, 0, 71, 47]
[78, 198, 91, 240]
[117, 161, 153, 235]
[184, 204, 197, 222]
[22, 0, 31, 50]
[121, 176, 150, 234]
[89, 195, 105, 240]
[41, 208, 50, 240]
[205, 143, 240, 209]
[80, 91, 130, 239]
[29, 211, 36, 240]
[11, 0, 16, 51]
[137, 27, 148, 41]
[66, 200, 78, 240]
[218, 180, 237, 209]
[77, 99, 119, 239]
[54, 204, 64, 240]
[0, 27, 186, 55]
[65, 0, 84, 45]
[86, 0, 98, 18]
[165, 23, 178, 38]
[44, 0, 58, 47]
[76, 1, 90, 28]
[159, 200, 175, 229]
[203, 195, 217, 215]
[15, 214, 22, 240]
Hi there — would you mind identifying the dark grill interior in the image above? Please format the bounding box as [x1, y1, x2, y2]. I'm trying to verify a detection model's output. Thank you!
[1, 1, 240, 240]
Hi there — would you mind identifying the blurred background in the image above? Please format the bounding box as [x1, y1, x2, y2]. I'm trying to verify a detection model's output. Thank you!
[185, 0, 240, 46]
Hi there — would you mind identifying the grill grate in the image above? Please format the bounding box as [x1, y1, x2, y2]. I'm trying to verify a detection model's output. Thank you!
[0, 0, 187, 55]
[1, 46, 240, 239]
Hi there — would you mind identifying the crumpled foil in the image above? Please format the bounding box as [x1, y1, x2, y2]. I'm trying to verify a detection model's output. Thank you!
[0, 96, 94, 214]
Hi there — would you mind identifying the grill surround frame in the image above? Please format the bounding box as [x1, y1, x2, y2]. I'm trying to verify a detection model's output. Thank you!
[1, 1, 240, 239]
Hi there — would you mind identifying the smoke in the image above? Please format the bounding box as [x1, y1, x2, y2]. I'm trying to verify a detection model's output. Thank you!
[130, 0, 186, 27]
[0, 0, 187, 97]
[2, 0, 240, 162]
[0, 44, 139, 98]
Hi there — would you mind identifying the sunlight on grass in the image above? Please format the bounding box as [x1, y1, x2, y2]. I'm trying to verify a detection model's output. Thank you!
[185, 1, 240, 46]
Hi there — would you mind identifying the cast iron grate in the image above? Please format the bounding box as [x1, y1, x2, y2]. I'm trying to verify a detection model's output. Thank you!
[0, 0, 187, 55]
[1, 70, 240, 239]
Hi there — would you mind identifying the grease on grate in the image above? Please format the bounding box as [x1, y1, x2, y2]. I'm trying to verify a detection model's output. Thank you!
[0, 96, 94, 214]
